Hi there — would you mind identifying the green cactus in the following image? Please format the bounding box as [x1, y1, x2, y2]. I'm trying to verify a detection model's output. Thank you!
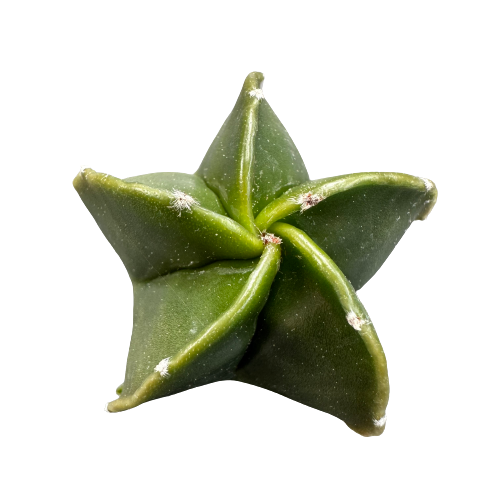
[74, 71, 437, 436]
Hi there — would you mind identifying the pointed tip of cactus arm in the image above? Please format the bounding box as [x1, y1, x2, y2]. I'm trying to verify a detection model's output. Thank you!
[373, 413, 387, 428]
[243, 71, 265, 93]
[347, 413, 387, 437]
[73, 167, 89, 191]
[106, 355, 180, 413]
[417, 178, 438, 220]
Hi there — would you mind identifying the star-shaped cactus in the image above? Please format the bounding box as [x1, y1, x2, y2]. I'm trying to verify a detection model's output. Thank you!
[74, 72, 437, 436]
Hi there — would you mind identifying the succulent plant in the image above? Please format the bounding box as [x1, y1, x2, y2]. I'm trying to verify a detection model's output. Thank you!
[74, 71, 437, 436]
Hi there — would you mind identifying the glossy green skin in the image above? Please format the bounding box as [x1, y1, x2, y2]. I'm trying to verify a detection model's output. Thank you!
[74, 72, 437, 436]
[256, 173, 437, 290]
[237, 224, 388, 436]
[196, 72, 309, 233]
[75, 170, 263, 281]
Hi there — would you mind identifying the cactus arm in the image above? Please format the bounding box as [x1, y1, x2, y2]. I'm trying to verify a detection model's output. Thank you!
[254, 172, 437, 289]
[107, 243, 281, 413]
[73, 168, 263, 281]
[237, 223, 389, 436]
[196, 72, 308, 234]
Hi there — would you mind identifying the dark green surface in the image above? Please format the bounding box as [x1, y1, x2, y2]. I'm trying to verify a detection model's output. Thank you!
[75, 71, 437, 435]
[108, 244, 281, 412]
[255, 173, 436, 290]
[251, 99, 309, 216]
[196, 72, 309, 233]
[74, 169, 263, 281]
[123, 259, 258, 396]
[237, 224, 388, 436]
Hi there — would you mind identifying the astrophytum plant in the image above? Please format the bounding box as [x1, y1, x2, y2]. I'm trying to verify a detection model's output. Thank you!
[74, 72, 437, 436]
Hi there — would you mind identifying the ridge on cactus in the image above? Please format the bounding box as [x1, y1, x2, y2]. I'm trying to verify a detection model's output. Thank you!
[74, 71, 437, 437]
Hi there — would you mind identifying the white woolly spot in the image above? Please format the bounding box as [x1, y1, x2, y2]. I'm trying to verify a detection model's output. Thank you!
[346, 311, 365, 331]
[169, 190, 199, 216]
[260, 232, 282, 245]
[291, 191, 325, 213]
[155, 357, 171, 378]
[248, 89, 265, 100]
[420, 178, 433, 191]
[104, 403, 110, 413]
[373, 414, 387, 427]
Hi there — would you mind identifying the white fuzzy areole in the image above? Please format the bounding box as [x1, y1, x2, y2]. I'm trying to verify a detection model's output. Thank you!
[248, 89, 265, 100]
[155, 357, 171, 378]
[420, 177, 433, 191]
[373, 414, 387, 427]
[346, 311, 365, 331]
[292, 191, 325, 213]
[170, 190, 199, 216]
[260, 232, 282, 245]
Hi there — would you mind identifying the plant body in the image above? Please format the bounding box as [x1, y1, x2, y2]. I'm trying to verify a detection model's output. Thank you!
[74, 72, 437, 436]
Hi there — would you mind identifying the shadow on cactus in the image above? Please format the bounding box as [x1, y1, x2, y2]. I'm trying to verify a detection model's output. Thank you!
[74, 72, 437, 436]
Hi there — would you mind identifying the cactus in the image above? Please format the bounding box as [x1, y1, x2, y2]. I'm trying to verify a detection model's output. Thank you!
[74, 72, 437, 436]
